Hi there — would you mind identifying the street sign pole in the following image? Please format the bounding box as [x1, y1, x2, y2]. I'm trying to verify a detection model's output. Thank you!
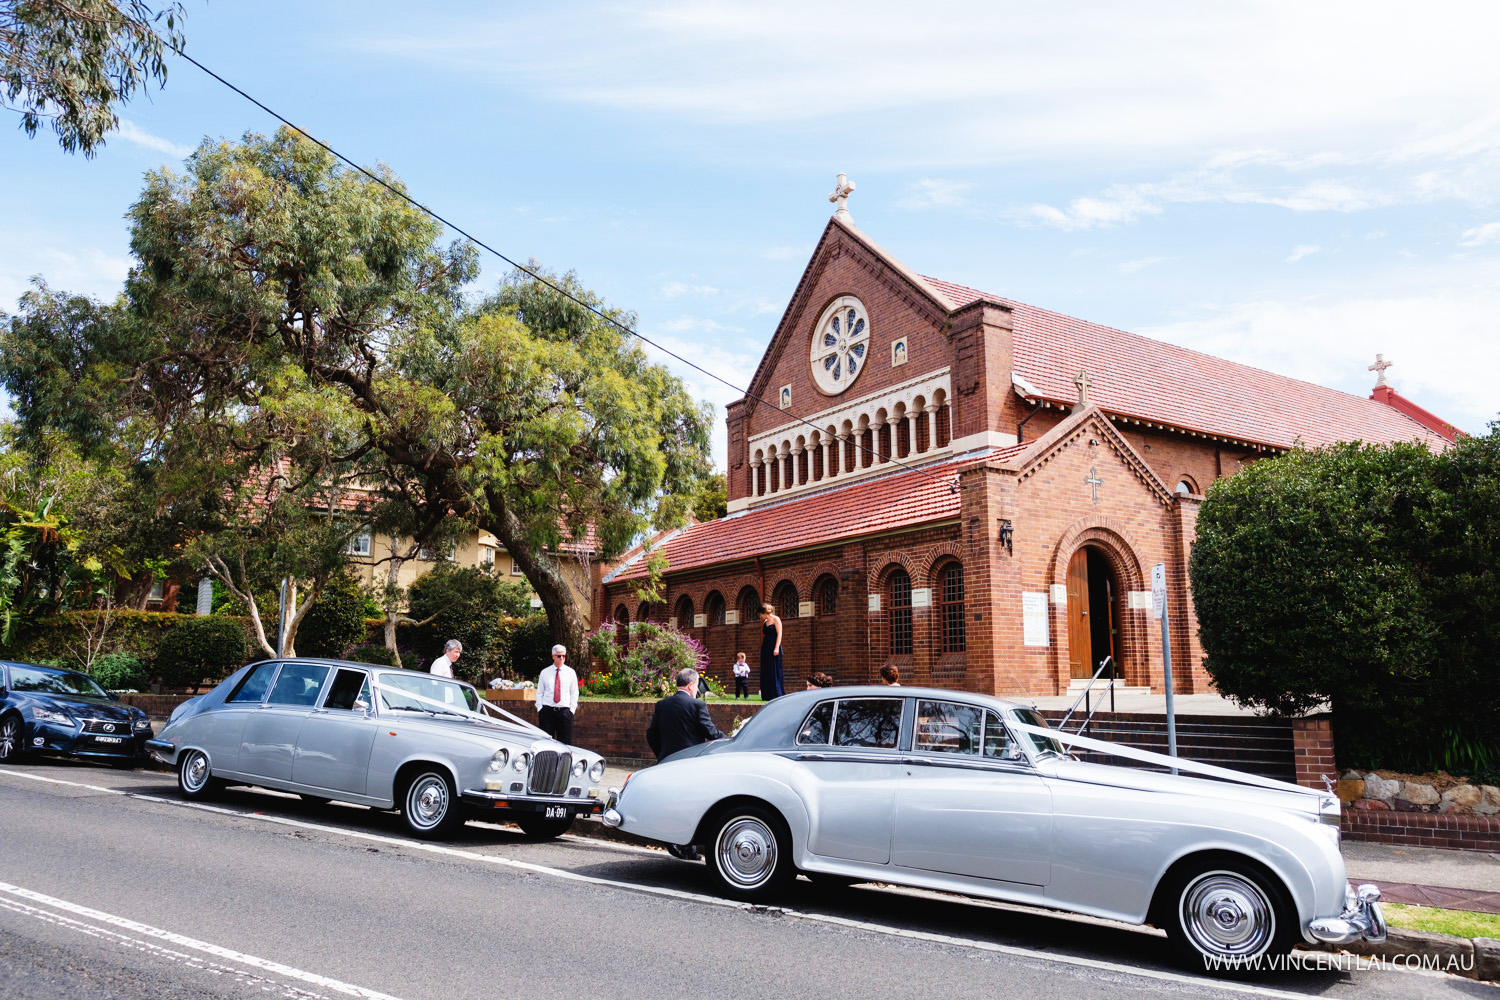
[1152, 563, 1177, 772]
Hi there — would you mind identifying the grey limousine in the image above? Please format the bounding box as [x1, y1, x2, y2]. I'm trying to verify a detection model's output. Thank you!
[148, 658, 606, 839]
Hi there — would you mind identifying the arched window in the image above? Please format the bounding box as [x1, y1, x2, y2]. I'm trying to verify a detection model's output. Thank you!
[675, 595, 695, 630]
[737, 586, 762, 624]
[774, 582, 799, 620]
[1175, 477, 1198, 496]
[613, 604, 629, 625]
[636, 601, 658, 622]
[705, 591, 726, 627]
[613, 603, 630, 648]
[888, 568, 912, 656]
[939, 563, 966, 654]
[816, 577, 838, 617]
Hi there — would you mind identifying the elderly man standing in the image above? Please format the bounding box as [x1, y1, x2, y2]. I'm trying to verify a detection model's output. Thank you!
[535, 644, 579, 743]
[646, 667, 727, 861]
[430, 640, 461, 678]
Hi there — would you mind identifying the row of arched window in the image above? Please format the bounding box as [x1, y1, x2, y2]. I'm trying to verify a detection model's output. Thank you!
[610, 562, 966, 655]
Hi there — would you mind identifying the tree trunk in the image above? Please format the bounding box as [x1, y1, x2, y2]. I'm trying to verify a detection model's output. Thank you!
[484, 506, 590, 673]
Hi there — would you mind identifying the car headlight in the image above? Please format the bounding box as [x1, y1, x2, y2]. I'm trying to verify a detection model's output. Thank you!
[32, 707, 74, 727]
[572, 759, 587, 777]
[512, 751, 531, 773]
[488, 748, 510, 772]
[589, 760, 606, 781]
[133, 717, 151, 731]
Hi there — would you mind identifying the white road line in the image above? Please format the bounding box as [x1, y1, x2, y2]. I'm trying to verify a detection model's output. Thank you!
[2, 769, 1321, 998]
[0, 881, 404, 1000]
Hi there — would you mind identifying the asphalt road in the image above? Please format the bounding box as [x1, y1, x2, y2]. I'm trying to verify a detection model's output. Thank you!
[0, 760, 1489, 1000]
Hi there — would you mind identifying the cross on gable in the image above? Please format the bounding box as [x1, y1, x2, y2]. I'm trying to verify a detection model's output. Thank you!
[829, 172, 855, 221]
[1074, 369, 1092, 408]
[1085, 467, 1103, 504]
[1368, 353, 1394, 387]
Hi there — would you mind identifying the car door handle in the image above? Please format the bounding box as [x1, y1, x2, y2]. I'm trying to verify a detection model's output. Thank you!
[794, 753, 826, 761]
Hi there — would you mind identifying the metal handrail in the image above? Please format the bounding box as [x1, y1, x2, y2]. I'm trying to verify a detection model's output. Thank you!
[1058, 655, 1115, 734]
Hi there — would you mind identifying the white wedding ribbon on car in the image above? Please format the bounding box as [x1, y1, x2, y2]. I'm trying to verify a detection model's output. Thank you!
[369, 676, 548, 737]
[1006, 719, 1328, 799]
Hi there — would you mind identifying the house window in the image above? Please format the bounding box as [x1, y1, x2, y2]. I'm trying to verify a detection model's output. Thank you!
[510, 557, 523, 576]
[348, 532, 372, 556]
[675, 596, 695, 630]
[940, 563, 966, 654]
[479, 547, 495, 570]
[706, 592, 726, 627]
[817, 578, 838, 616]
[888, 568, 912, 656]
[775, 583, 799, 620]
[737, 587, 762, 624]
[419, 543, 456, 562]
[148, 579, 165, 603]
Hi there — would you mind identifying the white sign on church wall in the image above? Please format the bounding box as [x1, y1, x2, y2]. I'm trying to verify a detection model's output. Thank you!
[911, 587, 932, 608]
[868, 593, 881, 613]
[725, 610, 740, 625]
[1049, 584, 1068, 606]
[1022, 592, 1049, 647]
[693, 614, 706, 628]
[798, 601, 814, 618]
[1128, 591, 1153, 610]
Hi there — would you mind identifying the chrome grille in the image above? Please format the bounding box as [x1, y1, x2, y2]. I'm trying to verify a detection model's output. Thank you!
[80, 718, 128, 734]
[527, 750, 571, 795]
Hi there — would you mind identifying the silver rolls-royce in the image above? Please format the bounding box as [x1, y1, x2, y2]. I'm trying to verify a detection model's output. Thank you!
[148, 658, 606, 839]
[602, 685, 1385, 973]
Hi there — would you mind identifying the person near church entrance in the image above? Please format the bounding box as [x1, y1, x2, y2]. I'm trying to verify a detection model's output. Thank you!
[732, 652, 751, 698]
[758, 604, 785, 700]
[879, 664, 901, 686]
[430, 639, 461, 678]
[535, 645, 579, 744]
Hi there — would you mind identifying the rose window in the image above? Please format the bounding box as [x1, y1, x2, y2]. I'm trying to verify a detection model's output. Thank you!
[809, 295, 870, 395]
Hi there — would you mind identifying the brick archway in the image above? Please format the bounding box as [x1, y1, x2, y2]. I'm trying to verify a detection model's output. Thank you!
[1048, 519, 1147, 689]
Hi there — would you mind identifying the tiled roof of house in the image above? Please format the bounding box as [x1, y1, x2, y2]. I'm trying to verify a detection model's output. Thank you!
[922, 275, 1454, 450]
[611, 458, 987, 581]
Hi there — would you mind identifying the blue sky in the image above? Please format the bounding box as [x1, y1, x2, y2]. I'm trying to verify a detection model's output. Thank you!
[3, 1, 1498, 470]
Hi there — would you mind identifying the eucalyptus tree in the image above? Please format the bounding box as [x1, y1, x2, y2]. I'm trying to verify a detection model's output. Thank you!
[1, 128, 713, 661]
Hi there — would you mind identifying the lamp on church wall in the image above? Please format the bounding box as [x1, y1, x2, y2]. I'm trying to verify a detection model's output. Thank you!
[998, 518, 1014, 556]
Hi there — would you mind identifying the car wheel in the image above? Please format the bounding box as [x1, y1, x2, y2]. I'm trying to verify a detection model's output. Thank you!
[705, 803, 794, 902]
[402, 769, 463, 839]
[0, 715, 24, 764]
[1163, 861, 1294, 973]
[177, 749, 221, 800]
[516, 815, 573, 840]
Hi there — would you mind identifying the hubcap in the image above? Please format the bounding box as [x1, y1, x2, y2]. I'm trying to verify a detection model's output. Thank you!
[0, 718, 16, 758]
[1181, 871, 1274, 959]
[717, 816, 778, 889]
[183, 752, 208, 792]
[409, 776, 448, 828]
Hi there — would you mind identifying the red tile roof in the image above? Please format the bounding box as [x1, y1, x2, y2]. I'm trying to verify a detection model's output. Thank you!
[921, 275, 1454, 450]
[611, 460, 977, 581]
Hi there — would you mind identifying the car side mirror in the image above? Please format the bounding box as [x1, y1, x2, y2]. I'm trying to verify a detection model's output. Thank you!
[108, 692, 119, 702]
[1004, 743, 1026, 761]
[353, 699, 369, 712]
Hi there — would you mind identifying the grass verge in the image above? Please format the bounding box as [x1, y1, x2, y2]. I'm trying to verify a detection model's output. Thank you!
[1383, 903, 1500, 939]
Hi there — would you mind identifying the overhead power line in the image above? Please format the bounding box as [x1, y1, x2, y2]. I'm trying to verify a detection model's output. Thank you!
[162, 39, 962, 494]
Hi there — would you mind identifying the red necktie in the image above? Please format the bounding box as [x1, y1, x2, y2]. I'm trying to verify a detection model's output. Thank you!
[553, 664, 562, 703]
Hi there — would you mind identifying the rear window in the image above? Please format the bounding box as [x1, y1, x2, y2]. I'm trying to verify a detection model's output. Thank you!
[266, 663, 331, 706]
[227, 662, 279, 704]
[795, 698, 903, 749]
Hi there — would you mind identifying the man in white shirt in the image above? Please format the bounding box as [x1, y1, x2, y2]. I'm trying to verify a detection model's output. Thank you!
[430, 639, 461, 678]
[535, 644, 579, 743]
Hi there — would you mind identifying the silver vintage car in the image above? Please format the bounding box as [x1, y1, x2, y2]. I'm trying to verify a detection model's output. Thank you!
[602, 685, 1385, 972]
[148, 658, 606, 839]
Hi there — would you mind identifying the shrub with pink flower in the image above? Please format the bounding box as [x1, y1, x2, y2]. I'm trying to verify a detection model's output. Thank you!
[585, 620, 710, 698]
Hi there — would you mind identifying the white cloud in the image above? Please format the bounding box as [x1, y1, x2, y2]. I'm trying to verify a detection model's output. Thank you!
[1119, 257, 1166, 275]
[656, 315, 742, 335]
[115, 119, 194, 158]
[1460, 222, 1500, 247]
[660, 281, 718, 298]
[637, 326, 762, 470]
[1285, 245, 1321, 263]
[897, 178, 973, 211]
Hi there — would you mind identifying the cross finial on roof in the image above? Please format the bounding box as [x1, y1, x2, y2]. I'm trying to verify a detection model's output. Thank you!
[829, 172, 855, 222]
[1073, 369, 1092, 408]
[1368, 353, 1393, 387]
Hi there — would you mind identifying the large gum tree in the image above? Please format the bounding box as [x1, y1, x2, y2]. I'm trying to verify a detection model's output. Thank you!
[1, 127, 712, 663]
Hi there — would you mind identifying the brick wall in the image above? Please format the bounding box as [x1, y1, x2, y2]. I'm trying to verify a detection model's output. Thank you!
[1292, 716, 1337, 789]
[1341, 811, 1500, 853]
[526, 700, 763, 763]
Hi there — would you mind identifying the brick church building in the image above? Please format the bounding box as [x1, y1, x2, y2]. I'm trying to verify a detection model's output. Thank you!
[597, 182, 1460, 698]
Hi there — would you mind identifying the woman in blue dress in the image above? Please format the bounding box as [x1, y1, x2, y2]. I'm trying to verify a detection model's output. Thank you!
[758, 603, 785, 700]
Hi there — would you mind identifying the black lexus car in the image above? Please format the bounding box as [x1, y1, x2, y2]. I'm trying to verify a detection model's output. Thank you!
[0, 660, 153, 767]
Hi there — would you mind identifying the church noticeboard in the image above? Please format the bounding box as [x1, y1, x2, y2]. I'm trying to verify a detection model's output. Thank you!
[693, 614, 706, 628]
[725, 610, 740, 625]
[798, 601, 814, 619]
[911, 588, 932, 608]
[1022, 592, 1049, 647]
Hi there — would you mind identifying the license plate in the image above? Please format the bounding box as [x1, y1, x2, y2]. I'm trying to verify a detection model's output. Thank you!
[544, 806, 568, 819]
[94, 736, 124, 744]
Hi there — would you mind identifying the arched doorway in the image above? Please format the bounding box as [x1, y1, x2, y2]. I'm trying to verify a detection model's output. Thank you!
[1066, 546, 1118, 681]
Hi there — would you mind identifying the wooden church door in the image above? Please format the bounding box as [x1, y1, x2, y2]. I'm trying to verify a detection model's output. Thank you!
[1066, 548, 1092, 679]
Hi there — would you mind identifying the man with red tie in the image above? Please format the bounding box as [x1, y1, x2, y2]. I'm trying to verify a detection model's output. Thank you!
[535, 645, 579, 743]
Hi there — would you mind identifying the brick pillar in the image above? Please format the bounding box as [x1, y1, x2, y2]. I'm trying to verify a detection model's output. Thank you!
[1292, 715, 1336, 789]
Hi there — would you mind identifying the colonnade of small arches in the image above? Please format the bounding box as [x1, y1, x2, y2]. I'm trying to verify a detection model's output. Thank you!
[747, 390, 951, 498]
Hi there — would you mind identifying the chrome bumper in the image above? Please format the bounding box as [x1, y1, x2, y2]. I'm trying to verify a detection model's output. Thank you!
[144, 738, 175, 763]
[600, 786, 623, 827]
[1308, 883, 1387, 945]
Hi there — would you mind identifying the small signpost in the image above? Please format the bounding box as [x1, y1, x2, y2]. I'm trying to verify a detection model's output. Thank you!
[1152, 563, 1178, 770]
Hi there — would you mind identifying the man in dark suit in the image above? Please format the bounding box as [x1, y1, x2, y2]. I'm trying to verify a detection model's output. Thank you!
[646, 668, 727, 761]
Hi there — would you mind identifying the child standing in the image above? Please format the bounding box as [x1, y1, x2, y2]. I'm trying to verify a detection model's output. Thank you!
[732, 652, 751, 699]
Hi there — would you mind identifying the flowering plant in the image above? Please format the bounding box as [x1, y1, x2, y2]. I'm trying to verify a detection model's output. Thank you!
[585, 620, 710, 698]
